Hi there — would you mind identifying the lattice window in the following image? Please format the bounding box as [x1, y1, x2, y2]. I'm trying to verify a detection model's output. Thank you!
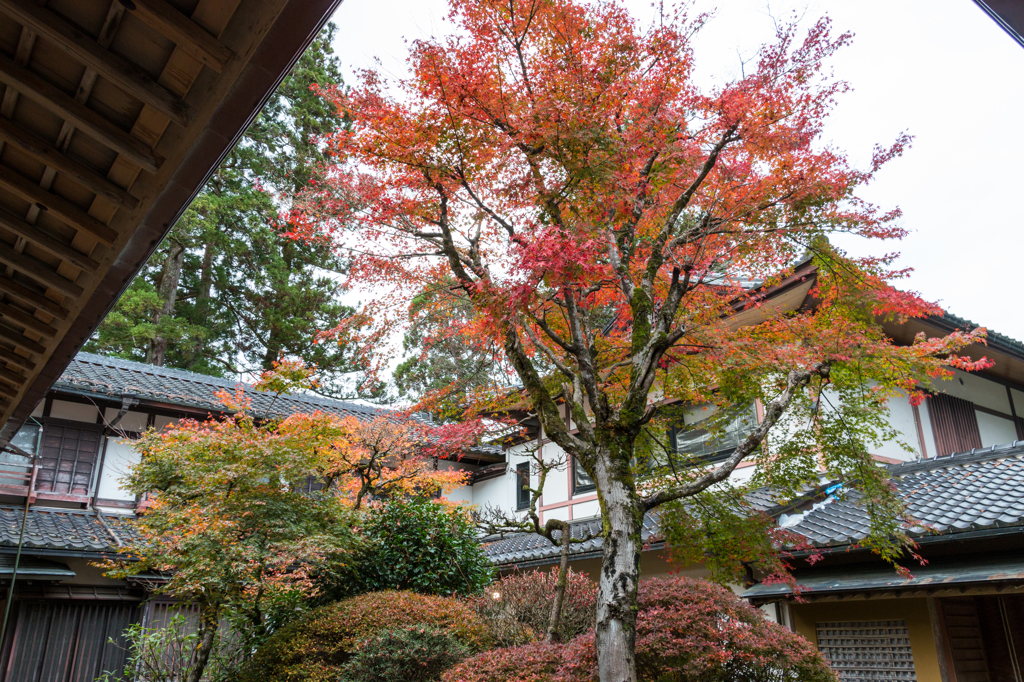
[36, 420, 103, 496]
[816, 620, 917, 681]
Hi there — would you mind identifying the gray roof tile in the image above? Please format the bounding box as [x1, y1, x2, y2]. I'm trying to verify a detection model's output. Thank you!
[0, 507, 139, 553]
[785, 442, 1024, 547]
[55, 353, 502, 456]
[485, 442, 1024, 566]
[57, 352, 392, 422]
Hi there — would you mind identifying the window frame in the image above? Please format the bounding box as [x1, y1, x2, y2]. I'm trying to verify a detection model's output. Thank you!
[35, 418, 104, 499]
[571, 455, 596, 495]
[515, 461, 532, 510]
[667, 403, 759, 466]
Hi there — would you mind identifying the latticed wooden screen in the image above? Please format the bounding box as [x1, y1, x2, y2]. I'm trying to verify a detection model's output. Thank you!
[815, 620, 917, 681]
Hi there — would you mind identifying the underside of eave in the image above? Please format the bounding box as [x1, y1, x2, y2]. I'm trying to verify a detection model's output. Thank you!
[0, 0, 344, 441]
[882, 317, 1024, 388]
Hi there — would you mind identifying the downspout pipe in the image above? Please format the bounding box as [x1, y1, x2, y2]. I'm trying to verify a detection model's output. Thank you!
[0, 438, 40, 649]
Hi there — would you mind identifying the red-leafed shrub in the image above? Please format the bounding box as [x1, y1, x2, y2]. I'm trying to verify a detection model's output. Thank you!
[240, 591, 492, 682]
[445, 576, 836, 682]
[468, 568, 597, 646]
[632, 577, 836, 681]
[441, 638, 595, 682]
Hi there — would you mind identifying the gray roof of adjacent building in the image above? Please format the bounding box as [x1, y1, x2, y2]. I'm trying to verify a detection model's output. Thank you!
[51, 352, 503, 457]
[482, 441, 1024, 567]
[0, 507, 139, 555]
[782, 440, 1024, 547]
[56, 352, 392, 423]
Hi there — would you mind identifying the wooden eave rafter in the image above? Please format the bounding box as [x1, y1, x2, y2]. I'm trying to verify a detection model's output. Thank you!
[0, 0, 344, 436]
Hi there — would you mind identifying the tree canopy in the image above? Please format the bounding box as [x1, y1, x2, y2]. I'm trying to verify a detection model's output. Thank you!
[290, 1, 991, 679]
[86, 24, 370, 396]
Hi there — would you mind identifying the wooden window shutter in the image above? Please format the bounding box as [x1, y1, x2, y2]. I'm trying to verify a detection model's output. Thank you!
[815, 620, 918, 681]
[928, 393, 982, 458]
[36, 420, 103, 496]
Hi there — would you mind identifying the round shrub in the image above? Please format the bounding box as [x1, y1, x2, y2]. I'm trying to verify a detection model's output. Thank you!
[341, 626, 470, 682]
[445, 576, 836, 682]
[633, 577, 835, 682]
[441, 640, 592, 682]
[469, 568, 596, 646]
[320, 497, 494, 600]
[239, 590, 492, 682]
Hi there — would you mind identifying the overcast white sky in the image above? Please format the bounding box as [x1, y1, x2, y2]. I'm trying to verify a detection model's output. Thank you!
[328, 0, 1024, 344]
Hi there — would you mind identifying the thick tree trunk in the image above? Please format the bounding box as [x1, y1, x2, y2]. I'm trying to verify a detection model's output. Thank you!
[147, 239, 185, 366]
[545, 527, 572, 644]
[187, 600, 221, 682]
[594, 470, 644, 682]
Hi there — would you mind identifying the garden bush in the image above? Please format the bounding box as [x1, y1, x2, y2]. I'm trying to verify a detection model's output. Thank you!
[340, 626, 470, 682]
[318, 497, 494, 600]
[469, 567, 597, 646]
[238, 590, 492, 682]
[444, 576, 837, 682]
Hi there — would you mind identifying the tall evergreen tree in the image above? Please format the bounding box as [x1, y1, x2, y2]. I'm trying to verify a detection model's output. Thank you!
[87, 25, 366, 395]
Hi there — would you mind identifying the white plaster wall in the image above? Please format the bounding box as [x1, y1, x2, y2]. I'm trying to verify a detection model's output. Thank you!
[917, 399, 938, 459]
[572, 499, 600, 519]
[1012, 388, 1024, 419]
[30, 400, 43, 418]
[977, 411, 1018, 447]
[154, 415, 179, 430]
[102, 408, 149, 434]
[437, 459, 474, 504]
[539, 442, 571, 505]
[875, 395, 921, 461]
[50, 400, 100, 423]
[97, 438, 139, 502]
[544, 505, 571, 523]
[931, 370, 1012, 413]
[472, 472, 510, 512]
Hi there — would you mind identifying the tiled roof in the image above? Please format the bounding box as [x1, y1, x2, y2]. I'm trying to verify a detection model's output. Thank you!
[484, 442, 1024, 566]
[53, 353, 503, 458]
[0, 507, 139, 554]
[482, 512, 661, 567]
[784, 441, 1024, 547]
[56, 352, 392, 422]
[56, 352, 503, 458]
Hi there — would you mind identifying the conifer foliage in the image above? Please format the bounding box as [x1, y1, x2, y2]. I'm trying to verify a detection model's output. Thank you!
[87, 25, 369, 396]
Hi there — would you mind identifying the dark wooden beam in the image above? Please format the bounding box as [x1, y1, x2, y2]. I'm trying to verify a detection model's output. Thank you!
[0, 0, 194, 127]
[0, 52, 162, 173]
[0, 206, 101, 272]
[0, 274, 69, 320]
[0, 363, 24, 387]
[124, 0, 234, 73]
[0, 301, 57, 338]
[0, 343, 34, 371]
[0, 114, 140, 210]
[0, 245, 84, 298]
[0, 323, 44, 355]
[0, 165, 118, 246]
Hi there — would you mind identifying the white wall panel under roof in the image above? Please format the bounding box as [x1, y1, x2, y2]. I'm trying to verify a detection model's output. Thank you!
[96, 438, 137, 503]
[933, 370, 1013, 413]
[572, 499, 600, 519]
[1011, 388, 1024, 419]
[102, 407, 147, 434]
[472, 471, 509, 512]
[49, 399, 98, 423]
[977, 411, 1018, 447]
[876, 394, 922, 461]
[917, 398, 939, 459]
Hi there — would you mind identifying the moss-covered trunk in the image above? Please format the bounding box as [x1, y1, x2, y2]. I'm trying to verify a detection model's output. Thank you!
[592, 444, 644, 682]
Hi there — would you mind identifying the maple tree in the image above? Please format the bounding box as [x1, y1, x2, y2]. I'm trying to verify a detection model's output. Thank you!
[292, 1, 991, 679]
[105, 363, 466, 682]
